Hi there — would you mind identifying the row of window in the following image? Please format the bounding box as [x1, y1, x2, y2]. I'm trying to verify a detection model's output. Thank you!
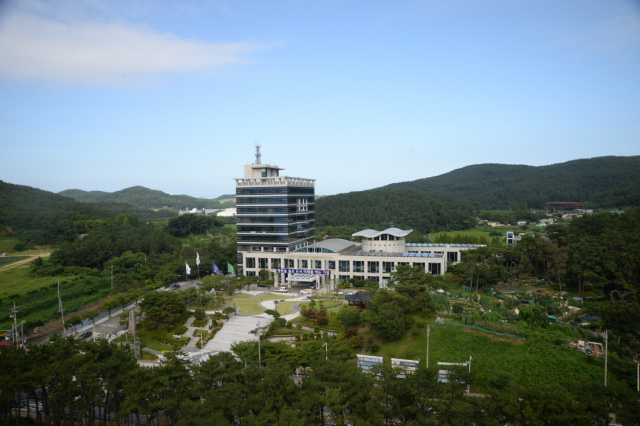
[236, 187, 314, 195]
[237, 215, 312, 224]
[363, 234, 400, 241]
[237, 207, 316, 214]
[244, 258, 442, 275]
[236, 197, 315, 205]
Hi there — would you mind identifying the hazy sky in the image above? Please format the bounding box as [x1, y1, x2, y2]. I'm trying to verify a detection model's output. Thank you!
[1, 0, 639, 198]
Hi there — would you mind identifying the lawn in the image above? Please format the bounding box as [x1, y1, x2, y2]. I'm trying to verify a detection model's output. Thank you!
[275, 301, 300, 315]
[230, 293, 254, 299]
[292, 311, 345, 332]
[298, 300, 344, 310]
[234, 294, 292, 315]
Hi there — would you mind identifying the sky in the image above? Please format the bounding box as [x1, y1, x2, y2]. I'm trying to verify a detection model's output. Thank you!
[1, 0, 639, 198]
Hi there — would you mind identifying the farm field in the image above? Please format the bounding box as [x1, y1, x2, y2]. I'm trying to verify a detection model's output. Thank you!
[428, 227, 501, 241]
[371, 316, 604, 389]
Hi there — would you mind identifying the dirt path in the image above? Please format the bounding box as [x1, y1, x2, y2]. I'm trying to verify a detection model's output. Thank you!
[0, 252, 51, 272]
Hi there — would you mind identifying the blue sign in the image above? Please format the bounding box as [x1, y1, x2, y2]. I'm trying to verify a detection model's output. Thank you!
[276, 269, 331, 275]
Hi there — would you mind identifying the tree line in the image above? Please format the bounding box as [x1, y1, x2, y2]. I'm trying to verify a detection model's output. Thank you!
[2, 336, 638, 425]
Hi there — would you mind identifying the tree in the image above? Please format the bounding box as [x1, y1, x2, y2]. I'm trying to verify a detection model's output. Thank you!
[222, 306, 236, 317]
[373, 304, 405, 340]
[138, 291, 186, 329]
[338, 306, 361, 326]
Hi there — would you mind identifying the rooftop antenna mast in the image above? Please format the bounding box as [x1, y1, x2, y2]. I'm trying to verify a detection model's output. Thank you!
[255, 144, 262, 165]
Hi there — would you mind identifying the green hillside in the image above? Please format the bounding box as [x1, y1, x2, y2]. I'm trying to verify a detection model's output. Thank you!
[60, 186, 232, 210]
[315, 188, 474, 234]
[382, 156, 640, 210]
[0, 180, 116, 245]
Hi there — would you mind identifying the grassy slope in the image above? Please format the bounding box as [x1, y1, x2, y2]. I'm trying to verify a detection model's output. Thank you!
[373, 317, 604, 388]
[0, 266, 73, 298]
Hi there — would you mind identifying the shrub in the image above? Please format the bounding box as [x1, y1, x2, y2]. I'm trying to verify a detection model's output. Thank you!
[404, 316, 415, 329]
[194, 309, 206, 320]
[416, 320, 426, 329]
[314, 326, 320, 332]
[286, 321, 293, 329]
[411, 328, 421, 336]
[452, 304, 464, 314]
[295, 334, 301, 341]
[370, 343, 380, 353]
[303, 334, 309, 341]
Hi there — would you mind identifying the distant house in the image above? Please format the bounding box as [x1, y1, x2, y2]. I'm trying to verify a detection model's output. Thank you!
[517, 221, 527, 226]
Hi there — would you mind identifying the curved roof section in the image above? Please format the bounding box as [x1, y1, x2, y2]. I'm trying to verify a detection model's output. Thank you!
[293, 238, 355, 254]
[352, 227, 413, 238]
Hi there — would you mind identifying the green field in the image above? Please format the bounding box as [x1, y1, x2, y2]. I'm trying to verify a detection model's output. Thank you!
[275, 301, 300, 315]
[0, 238, 18, 254]
[0, 266, 74, 298]
[428, 227, 500, 241]
[234, 294, 292, 315]
[370, 316, 604, 389]
[298, 300, 344, 310]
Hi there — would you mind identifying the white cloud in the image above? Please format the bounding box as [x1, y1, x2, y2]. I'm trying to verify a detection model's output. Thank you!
[0, 11, 270, 85]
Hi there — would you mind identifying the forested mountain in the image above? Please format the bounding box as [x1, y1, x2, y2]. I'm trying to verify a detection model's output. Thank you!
[59, 186, 232, 210]
[382, 156, 640, 210]
[315, 188, 474, 234]
[0, 180, 116, 245]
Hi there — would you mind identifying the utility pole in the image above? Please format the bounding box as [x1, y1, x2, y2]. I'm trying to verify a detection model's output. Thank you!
[604, 330, 608, 387]
[426, 326, 431, 368]
[58, 278, 66, 334]
[322, 342, 328, 361]
[10, 303, 18, 345]
[257, 321, 261, 367]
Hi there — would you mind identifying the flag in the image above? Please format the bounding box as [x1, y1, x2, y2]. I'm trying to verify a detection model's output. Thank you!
[186, 262, 191, 275]
[227, 263, 236, 276]
[196, 252, 200, 266]
[212, 263, 222, 275]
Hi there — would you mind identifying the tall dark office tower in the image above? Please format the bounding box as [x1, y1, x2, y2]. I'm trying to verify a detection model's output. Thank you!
[235, 146, 315, 272]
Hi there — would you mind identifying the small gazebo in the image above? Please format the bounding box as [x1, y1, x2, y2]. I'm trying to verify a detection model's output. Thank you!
[345, 293, 370, 309]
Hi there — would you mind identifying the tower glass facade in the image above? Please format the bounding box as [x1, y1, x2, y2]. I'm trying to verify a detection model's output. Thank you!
[235, 161, 315, 258]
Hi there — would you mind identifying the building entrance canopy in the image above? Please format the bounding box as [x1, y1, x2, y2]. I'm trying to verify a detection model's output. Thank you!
[286, 274, 317, 283]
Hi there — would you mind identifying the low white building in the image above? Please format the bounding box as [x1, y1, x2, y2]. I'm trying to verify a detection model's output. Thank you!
[241, 227, 483, 289]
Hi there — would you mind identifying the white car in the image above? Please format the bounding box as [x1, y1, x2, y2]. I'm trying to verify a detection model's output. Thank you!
[274, 287, 289, 293]
[334, 291, 344, 295]
[300, 290, 313, 295]
[347, 291, 357, 296]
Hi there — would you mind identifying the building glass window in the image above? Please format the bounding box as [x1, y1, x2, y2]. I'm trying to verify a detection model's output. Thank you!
[246, 271, 256, 277]
[413, 262, 425, 271]
[271, 258, 281, 269]
[339, 275, 350, 283]
[353, 261, 364, 273]
[285, 259, 294, 268]
[367, 261, 379, 273]
[339, 260, 350, 272]
[301, 260, 308, 269]
[428, 263, 442, 275]
[315, 260, 322, 269]
[328, 261, 336, 270]
[382, 262, 394, 273]
[258, 258, 268, 269]
[368, 276, 379, 282]
[447, 252, 458, 262]
[246, 258, 255, 268]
